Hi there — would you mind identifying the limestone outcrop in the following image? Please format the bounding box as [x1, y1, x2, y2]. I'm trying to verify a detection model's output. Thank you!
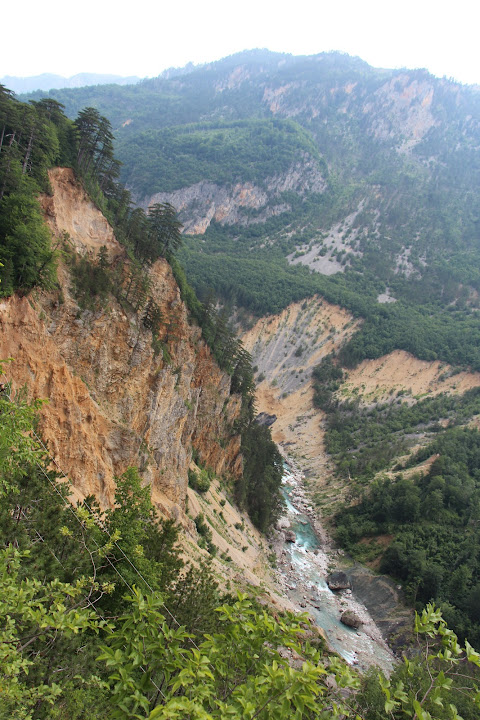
[142, 156, 325, 235]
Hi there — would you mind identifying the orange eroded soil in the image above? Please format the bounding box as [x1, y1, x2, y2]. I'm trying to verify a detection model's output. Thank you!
[341, 350, 480, 405]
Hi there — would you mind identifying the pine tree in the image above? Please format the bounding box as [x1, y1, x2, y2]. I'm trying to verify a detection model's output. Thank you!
[147, 202, 183, 258]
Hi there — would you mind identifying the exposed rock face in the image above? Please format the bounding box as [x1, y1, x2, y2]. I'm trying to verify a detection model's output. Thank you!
[259, 69, 437, 152]
[327, 571, 351, 591]
[41, 168, 120, 258]
[255, 412, 277, 427]
[0, 168, 242, 516]
[345, 566, 413, 651]
[340, 610, 362, 629]
[364, 74, 437, 150]
[143, 156, 325, 235]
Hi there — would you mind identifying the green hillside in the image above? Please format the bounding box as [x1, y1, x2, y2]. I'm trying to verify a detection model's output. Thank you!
[28, 50, 480, 371]
[117, 117, 322, 195]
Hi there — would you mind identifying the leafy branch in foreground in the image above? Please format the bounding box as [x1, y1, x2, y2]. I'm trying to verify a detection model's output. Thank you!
[377, 604, 480, 720]
[0, 546, 109, 720]
[98, 590, 360, 720]
[3, 536, 480, 719]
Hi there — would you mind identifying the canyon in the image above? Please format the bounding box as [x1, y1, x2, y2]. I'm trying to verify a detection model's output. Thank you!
[4, 166, 480, 670]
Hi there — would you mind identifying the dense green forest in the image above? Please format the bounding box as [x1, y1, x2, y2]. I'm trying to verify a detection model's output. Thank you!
[117, 117, 323, 195]
[334, 427, 480, 650]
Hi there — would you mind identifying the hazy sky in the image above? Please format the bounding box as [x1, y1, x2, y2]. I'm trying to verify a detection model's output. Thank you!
[2, 0, 480, 85]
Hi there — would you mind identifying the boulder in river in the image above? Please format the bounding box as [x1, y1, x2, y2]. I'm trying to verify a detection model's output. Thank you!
[340, 610, 362, 629]
[327, 571, 351, 591]
[284, 530, 296, 543]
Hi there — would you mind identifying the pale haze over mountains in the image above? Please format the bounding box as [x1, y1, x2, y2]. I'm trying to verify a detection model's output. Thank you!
[0, 72, 141, 94]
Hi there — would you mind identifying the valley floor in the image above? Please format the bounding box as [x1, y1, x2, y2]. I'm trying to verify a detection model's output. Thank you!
[272, 453, 396, 674]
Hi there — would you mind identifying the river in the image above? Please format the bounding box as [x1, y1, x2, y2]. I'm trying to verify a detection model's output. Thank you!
[274, 459, 395, 673]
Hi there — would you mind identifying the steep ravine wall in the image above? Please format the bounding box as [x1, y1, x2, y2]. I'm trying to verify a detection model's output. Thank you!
[142, 156, 326, 235]
[0, 168, 242, 521]
[241, 296, 358, 492]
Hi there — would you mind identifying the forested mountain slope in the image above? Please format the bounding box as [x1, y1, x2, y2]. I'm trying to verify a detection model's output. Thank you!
[30, 49, 480, 369]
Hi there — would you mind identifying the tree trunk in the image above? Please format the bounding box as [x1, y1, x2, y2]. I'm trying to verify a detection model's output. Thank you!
[22, 128, 34, 174]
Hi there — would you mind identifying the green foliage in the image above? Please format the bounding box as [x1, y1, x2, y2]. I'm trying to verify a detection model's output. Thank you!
[380, 604, 480, 720]
[34, 52, 479, 371]
[179, 218, 480, 371]
[319, 387, 480, 483]
[334, 426, 480, 645]
[188, 467, 212, 493]
[0, 191, 56, 295]
[147, 202, 182, 256]
[0, 370, 45, 495]
[0, 85, 64, 196]
[98, 590, 359, 720]
[116, 117, 322, 195]
[0, 87, 78, 297]
[194, 513, 216, 555]
[67, 246, 113, 309]
[74, 106, 119, 196]
[237, 422, 285, 533]
[3, 377, 480, 719]
[0, 84, 187, 304]
[0, 546, 108, 720]
[5, 542, 480, 720]
[312, 355, 344, 411]
[25, 56, 480, 375]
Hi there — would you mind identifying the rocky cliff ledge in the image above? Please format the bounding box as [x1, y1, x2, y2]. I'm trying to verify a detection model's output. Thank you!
[143, 155, 325, 234]
[0, 168, 242, 520]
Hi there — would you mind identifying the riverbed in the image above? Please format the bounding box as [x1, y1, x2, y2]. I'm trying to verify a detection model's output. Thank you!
[273, 457, 395, 673]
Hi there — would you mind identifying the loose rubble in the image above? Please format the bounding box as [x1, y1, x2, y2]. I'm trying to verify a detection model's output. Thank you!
[271, 451, 395, 673]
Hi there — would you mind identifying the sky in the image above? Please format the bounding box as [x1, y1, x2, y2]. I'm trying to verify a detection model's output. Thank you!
[2, 0, 480, 86]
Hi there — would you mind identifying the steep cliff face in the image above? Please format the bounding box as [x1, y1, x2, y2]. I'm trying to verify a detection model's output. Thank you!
[0, 168, 242, 518]
[143, 156, 325, 234]
[260, 70, 437, 150]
